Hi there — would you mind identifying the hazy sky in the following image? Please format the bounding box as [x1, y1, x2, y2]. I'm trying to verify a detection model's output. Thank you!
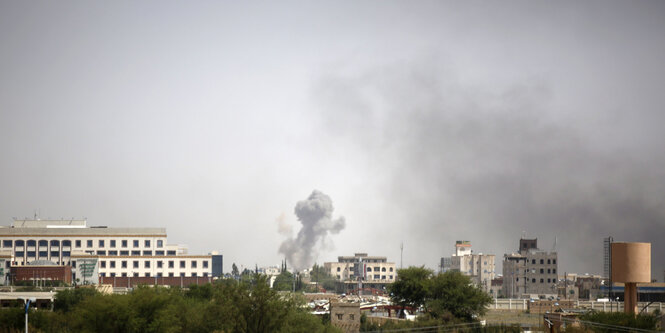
[1, 1, 664, 279]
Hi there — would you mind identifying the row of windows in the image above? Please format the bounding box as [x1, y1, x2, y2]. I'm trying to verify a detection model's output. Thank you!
[3, 239, 165, 249]
[100, 272, 208, 278]
[335, 266, 394, 272]
[530, 258, 556, 265]
[97, 260, 209, 270]
[516, 277, 556, 283]
[12, 250, 179, 258]
[337, 274, 394, 280]
[515, 268, 557, 274]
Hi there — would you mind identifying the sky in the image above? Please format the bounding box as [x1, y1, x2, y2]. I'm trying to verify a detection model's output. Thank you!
[1, 1, 664, 279]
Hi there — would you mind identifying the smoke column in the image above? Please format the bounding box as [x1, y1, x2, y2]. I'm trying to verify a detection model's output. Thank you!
[279, 190, 346, 271]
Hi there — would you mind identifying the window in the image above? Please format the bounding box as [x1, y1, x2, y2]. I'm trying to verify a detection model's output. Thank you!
[547, 269, 551, 274]
[62, 251, 70, 257]
[97, 250, 106, 255]
[168, 261, 174, 268]
[62, 240, 71, 247]
[110, 240, 116, 248]
[121, 273, 127, 277]
[145, 261, 150, 268]
[540, 279, 544, 283]
[111, 261, 116, 268]
[540, 259, 544, 264]
[191, 261, 197, 268]
[390, 275, 393, 279]
[133, 240, 139, 248]
[122, 240, 128, 248]
[99, 240, 105, 248]
[390, 267, 393, 272]
[532, 278, 536, 283]
[516, 277, 519, 282]
[144, 273, 150, 277]
[50, 251, 59, 257]
[157, 261, 163, 268]
[101, 261, 106, 268]
[553, 269, 557, 274]
[16, 240, 25, 246]
[133, 273, 139, 277]
[27, 251, 36, 257]
[39, 240, 48, 246]
[109, 250, 118, 255]
[349, 314, 355, 320]
[144, 240, 150, 248]
[336, 314, 343, 320]
[157, 273, 163, 277]
[203, 261, 208, 268]
[366, 267, 371, 272]
[143, 251, 152, 256]
[133, 261, 139, 268]
[191, 273, 197, 277]
[203, 273, 208, 277]
[3, 240, 12, 247]
[547, 259, 551, 264]
[373, 267, 380, 272]
[16, 251, 24, 257]
[547, 278, 551, 283]
[156, 250, 164, 255]
[553, 259, 556, 265]
[121, 261, 127, 268]
[167, 250, 176, 255]
[382, 267, 386, 272]
[540, 269, 544, 274]
[180, 273, 185, 277]
[27, 240, 36, 246]
[72, 261, 76, 268]
[532, 259, 536, 264]
[100, 273, 106, 277]
[110, 273, 116, 277]
[180, 261, 186, 268]
[39, 251, 47, 257]
[50, 240, 59, 247]
[157, 240, 163, 248]
[131, 251, 141, 256]
[87, 240, 93, 248]
[382, 275, 386, 279]
[120, 251, 129, 255]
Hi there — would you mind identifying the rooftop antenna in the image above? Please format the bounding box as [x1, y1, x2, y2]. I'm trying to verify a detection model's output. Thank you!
[400, 242, 404, 269]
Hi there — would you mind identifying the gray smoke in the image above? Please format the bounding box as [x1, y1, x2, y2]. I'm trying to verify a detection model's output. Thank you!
[313, 60, 665, 279]
[278, 190, 346, 271]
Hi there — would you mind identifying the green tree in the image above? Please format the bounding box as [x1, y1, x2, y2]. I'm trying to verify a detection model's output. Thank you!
[310, 264, 337, 292]
[427, 271, 492, 321]
[232, 263, 240, 277]
[273, 270, 295, 291]
[54, 287, 98, 312]
[388, 266, 433, 310]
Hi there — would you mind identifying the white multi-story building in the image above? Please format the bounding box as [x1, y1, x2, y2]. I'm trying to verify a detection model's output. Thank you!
[324, 253, 397, 293]
[440, 241, 496, 293]
[0, 218, 223, 284]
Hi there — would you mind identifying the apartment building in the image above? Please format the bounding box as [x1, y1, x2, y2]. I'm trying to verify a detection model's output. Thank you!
[440, 241, 496, 293]
[502, 238, 558, 298]
[324, 253, 396, 293]
[0, 218, 222, 284]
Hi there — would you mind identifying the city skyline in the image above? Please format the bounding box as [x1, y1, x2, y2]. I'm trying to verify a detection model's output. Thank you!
[1, 1, 664, 278]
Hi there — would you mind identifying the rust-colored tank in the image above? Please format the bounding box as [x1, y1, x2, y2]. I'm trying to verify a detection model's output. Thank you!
[611, 242, 651, 314]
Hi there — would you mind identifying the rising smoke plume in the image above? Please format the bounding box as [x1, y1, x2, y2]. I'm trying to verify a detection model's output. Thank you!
[313, 59, 665, 277]
[278, 190, 346, 271]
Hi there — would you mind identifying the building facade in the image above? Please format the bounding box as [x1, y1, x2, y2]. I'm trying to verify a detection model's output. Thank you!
[0, 218, 222, 284]
[324, 253, 396, 293]
[502, 238, 558, 298]
[440, 241, 496, 293]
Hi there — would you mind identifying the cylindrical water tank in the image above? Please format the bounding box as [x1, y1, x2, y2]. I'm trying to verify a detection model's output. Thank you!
[611, 242, 651, 283]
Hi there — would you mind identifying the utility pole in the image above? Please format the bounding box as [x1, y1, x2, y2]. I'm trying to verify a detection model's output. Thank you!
[400, 242, 403, 269]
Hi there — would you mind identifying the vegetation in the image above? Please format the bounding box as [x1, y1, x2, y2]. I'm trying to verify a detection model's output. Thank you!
[0, 275, 339, 333]
[388, 267, 492, 323]
[572, 311, 660, 332]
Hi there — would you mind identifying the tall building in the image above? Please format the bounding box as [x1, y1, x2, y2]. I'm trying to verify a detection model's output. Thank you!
[324, 253, 396, 294]
[502, 238, 558, 298]
[0, 218, 223, 285]
[603, 236, 613, 279]
[440, 241, 496, 293]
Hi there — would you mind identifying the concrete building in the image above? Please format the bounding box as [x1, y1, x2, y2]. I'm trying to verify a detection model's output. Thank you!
[11, 261, 73, 285]
[502, 238, 558, 298]
[440, 241, 496, 293]
[324, 253, 396, 294]
[0, 218, 223, 285]
[330, 302, 360, 333]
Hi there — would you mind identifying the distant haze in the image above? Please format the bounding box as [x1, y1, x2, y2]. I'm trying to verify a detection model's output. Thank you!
[0, 1, 663, 279]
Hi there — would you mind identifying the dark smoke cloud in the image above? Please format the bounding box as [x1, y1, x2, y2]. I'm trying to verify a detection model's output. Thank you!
[313, 60, 665, 279]
[279, 190, 346, 271]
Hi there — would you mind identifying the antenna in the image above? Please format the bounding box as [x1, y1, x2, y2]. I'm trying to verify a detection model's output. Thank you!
[400, 242, 404, 269]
